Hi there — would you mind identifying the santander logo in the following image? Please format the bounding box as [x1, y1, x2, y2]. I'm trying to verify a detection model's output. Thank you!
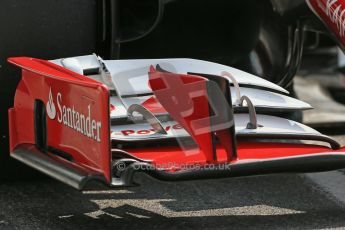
[46, 87, 102, 142]
[46, 87, 57, 120]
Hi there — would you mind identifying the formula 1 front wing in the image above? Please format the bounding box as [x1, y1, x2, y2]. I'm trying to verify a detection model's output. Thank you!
[7, 55, 345, 190]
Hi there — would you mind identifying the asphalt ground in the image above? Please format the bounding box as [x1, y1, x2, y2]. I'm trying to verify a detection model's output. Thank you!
[1, 173, 345, 230]
[2, 76, 345, 229]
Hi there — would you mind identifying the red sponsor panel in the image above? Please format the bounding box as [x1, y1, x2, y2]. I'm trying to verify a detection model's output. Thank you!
[8, 57, 112, 182]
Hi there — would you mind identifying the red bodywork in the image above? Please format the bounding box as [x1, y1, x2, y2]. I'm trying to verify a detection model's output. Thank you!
[307, 0, 345, 48]
[8, 57, 112, 183]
